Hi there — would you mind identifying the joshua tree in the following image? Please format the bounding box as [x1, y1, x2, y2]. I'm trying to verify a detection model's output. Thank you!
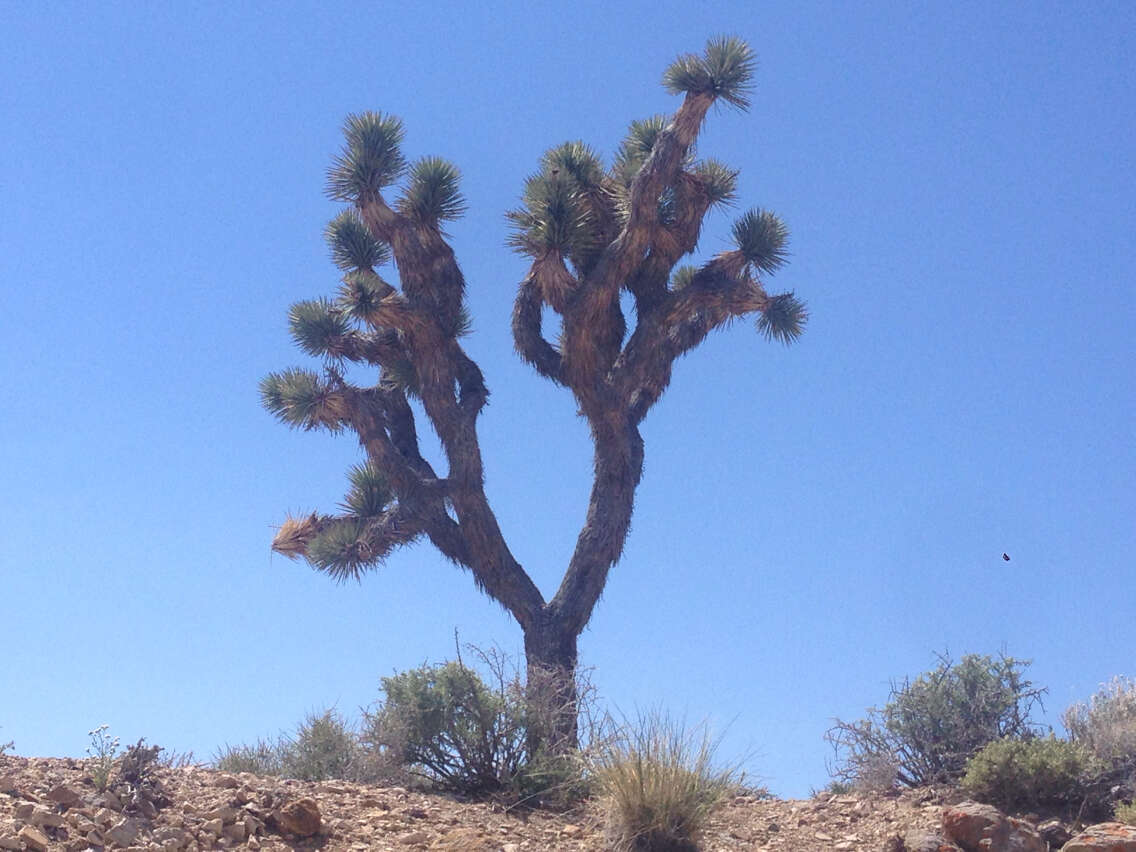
[261, 36, 806, 751]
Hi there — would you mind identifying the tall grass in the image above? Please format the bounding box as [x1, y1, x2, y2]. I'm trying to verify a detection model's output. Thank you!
[591, 710, 739, 852]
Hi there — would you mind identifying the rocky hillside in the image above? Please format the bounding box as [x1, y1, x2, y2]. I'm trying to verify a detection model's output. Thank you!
[2, 754, 1134, 851]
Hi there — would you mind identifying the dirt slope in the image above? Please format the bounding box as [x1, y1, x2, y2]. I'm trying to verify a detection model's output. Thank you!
[1, 755, 949, 850]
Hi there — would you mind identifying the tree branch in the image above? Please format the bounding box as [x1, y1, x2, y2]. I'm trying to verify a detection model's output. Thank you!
[512, 269, 565, 384]
[356, 195, 546, 628]
[614, 261, 767, 424]
[550, 420, 644, 635]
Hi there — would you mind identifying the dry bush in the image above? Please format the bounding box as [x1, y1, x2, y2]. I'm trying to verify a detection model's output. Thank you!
[1062, 676, 1136, 816]
[1064, 677, 1136, 765]
[591, 710, 739, 852]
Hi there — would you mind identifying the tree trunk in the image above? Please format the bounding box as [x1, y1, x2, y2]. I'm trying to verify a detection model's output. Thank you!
[522, 609, 579, 755]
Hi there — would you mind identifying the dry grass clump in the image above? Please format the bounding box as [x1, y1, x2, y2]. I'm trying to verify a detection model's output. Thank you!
[592, 710, 738, 852]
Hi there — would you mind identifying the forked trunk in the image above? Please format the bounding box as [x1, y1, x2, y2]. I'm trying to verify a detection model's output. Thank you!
[522, 611, 579, 756]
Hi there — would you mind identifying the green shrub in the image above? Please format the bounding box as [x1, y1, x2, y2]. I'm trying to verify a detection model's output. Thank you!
[1114, 800, 1136, 825]
[0, 728, 12, 756]
[361, 660, 529, 795]
[212, 738, 286, 776]
[591, 710, 738, 852]
[213, 708, 375, 782]
[359, 648, 598, 802]
[825, 652, 1046, 789]
[280, 708, 360, 781]
[961, 736, 1096, 813]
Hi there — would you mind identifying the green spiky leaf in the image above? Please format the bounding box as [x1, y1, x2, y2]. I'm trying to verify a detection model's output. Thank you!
[732, 209, 789, 275]
[337, 269, 395, 323]
[663, 36, 755, 109]
[325, 209, 390, 271]
[398, 156, 467, 225]
[342, 461, 392, 518]
[288, 298, 352, 358]
[757, 292, 808, 345]
[671, 265, 698, 291]
[541, 141, 605, 189]
[306, 518, 370, 581]
[613, 115, 669, 185]
[381, 358, 419, 397]
[506, 174, 594, 257]
[260, 368, 331, 429]
[326, 111, 408, 202]
[693, 159, 738, 206]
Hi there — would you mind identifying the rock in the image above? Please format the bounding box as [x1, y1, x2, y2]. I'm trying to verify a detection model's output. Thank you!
[106, 817, 141, 846]
[243, 813, 263, 836]
[0, 834, 21, 851]
[401, 829, 429, 844]
[47, 784, 82, 807]
[942, 801, 1045, 852]
[1038, 819, 1072, 849]
[205, 806, 238, 824]
[1061, 821, 1136, 851]
[273, 797, 321, 837]
[28, 805, 64, 828]
[154, 825, 191, 845]
[903, 828, 964, 851]
[223, 820, 247, 842]
[17, 825, 49, 852]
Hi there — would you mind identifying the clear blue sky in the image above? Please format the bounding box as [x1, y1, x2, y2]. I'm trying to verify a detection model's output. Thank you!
[2, 1, 1133, 798]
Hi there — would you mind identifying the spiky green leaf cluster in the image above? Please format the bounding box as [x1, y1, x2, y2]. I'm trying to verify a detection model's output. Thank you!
[325, 210, 389, 271]
[342, 461, 392, 518]
[337, 269, 393, 323]
[506, 173, 595, 258]
[613, 115, 669, 186]
[260, 368, 329, 429]
[757, 292, 808, 345]
[662, 36, 755, 109]
[306, 518, 370, 581]
[670, 265, 698, 291]
[692, 159, 738, 206]
[326, 112, 407, 201]
[288, 298, 352, 358]
[398, 156, 467, 225]
[732, 209, 789, 275]
[381, 357, 419, 396]
[542, 141, 605, 189]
